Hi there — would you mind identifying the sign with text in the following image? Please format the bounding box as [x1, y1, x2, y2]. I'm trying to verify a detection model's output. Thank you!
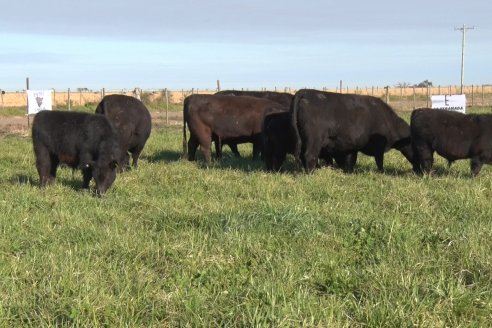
[431, 94, 466, 113]
[27, 90, 52, 114]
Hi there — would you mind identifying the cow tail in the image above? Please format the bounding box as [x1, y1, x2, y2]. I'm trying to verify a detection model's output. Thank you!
[182, 98, 189, 159]
[291, 92, 303, 170]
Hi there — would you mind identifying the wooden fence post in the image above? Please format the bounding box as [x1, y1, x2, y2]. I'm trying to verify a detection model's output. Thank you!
[413, 86, 416, 109]
[426, 86, 430, 107]
[482, 84, 485, 107]
[165, 88, 169, 125]
[68, 88, 71, 111]
[471, 85, 474, 107]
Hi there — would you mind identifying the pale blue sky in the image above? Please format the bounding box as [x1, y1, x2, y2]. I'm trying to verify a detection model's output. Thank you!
[0, 0, 490, 91]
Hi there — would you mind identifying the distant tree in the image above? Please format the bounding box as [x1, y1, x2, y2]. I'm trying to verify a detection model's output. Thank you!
[395, 82, 411, 88]
[77, 87, 89, 92]
[414, 80, 433, 88]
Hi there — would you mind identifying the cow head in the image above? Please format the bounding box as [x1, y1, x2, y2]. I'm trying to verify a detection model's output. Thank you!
[92, 159, 118, 195]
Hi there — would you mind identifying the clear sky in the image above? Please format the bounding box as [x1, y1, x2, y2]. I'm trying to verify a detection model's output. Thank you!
[0, 0, 490, 91]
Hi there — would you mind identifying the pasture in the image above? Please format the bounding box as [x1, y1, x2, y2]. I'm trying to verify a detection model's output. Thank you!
[0, 108, 491, 326]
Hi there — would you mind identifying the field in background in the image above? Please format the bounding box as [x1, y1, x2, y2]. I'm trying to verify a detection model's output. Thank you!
[0, 109, 491, 326]
[2, 84, 492, 112]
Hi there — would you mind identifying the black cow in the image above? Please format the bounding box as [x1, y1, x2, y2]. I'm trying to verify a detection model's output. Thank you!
[32, 110, 120, 195]
[95, 94, 151, 169]
[263, 111, 343, 171]
[214, 90, 293, 157]
[411, 108, 492, 176]
[291, 89, 413, 173]
[183, 94, 287, 164]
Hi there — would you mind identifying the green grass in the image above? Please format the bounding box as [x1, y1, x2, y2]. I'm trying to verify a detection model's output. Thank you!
[1, 111, 492, 326]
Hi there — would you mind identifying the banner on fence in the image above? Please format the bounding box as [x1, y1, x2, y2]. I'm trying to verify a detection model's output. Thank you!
[26, 90, 52, 114]
[431, 94, 466, 113]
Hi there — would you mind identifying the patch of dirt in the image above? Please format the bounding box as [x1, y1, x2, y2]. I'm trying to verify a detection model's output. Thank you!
[0, 111, 183, 136]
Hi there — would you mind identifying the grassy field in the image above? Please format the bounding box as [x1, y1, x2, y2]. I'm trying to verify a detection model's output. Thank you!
[0, 102, 183, 117]
[1, 109, 491, 326]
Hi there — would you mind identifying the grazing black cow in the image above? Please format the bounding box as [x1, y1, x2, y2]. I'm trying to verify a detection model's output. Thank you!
[411, 108, 492, 176]
[291, 89, 413, 173]
[214, 90, 293, 157]
[32, 110, 120, 195]
[183, 94, 287, 164]
[95, 94, 151, 169]
[263, 111, 342, 171]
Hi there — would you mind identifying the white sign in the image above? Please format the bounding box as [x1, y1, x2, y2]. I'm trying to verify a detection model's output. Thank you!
[27, 90, 53, 114]
[431, 94, 466, 113]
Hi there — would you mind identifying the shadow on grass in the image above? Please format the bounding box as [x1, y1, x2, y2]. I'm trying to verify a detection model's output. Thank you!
[417, 163, 474, 179]
[144, 150, 183, 163]
[350, 162, 414, 177]
[201, 156, 267, 173]
[7, 171, 101, 195]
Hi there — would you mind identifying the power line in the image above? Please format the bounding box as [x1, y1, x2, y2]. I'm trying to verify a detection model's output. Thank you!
[454, 24, 474, 94]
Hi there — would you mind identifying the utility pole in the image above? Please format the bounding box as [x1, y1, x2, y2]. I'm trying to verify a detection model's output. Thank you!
[455, 24, 474, 94]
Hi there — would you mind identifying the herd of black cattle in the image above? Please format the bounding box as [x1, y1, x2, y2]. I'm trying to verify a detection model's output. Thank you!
[31, 89, 492, 195]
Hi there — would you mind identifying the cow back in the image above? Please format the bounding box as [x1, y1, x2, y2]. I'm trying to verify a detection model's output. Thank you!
[215, 90, 293, 107]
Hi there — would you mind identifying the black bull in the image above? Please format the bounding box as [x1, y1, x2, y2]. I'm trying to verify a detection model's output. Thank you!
[291, 89, 414, 172]
[411, 108, 492, 176]
[95, 94, 152, 169]
[183, 94, 287, 163]
[32, 110, 120, 195]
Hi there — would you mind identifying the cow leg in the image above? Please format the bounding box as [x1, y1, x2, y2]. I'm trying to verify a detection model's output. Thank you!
[187, 135, 200, 161]
[131, 150, 141, 169]
[470, 157, 483, 176]
[263, 144, 274, 171]
[304, 144, 321, 173]
[374, 152, 384, 172]
[49, 154, 59, 182]
[201, 145, 212, 164]
[417, 146, 434, 174]
[119, 140, 131, 170]
[252, 138, 262, 160]
[229, 144, 241, 158]
[319, 150, 334, 167]
[345, 152, 358, 173]
[197, 134, 213, 164]
[130, 143, 144, 169]
[35, 145, 55, 187]
[81, 167, 93, 189]
[213, 136, 222, 159]
[274, 150, 287, 171]
[268, 148, 286, 172]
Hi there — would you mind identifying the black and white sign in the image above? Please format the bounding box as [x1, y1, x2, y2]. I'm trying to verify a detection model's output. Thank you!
[27, 90, 53, 114]
[431, 94, 466, 113]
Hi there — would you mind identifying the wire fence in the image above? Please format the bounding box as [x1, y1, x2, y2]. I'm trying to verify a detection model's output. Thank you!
[1, 85, 492, 112]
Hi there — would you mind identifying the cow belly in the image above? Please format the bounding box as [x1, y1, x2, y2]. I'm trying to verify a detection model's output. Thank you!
[433, 138, 470, 160]
[58, 153, 79, 166]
